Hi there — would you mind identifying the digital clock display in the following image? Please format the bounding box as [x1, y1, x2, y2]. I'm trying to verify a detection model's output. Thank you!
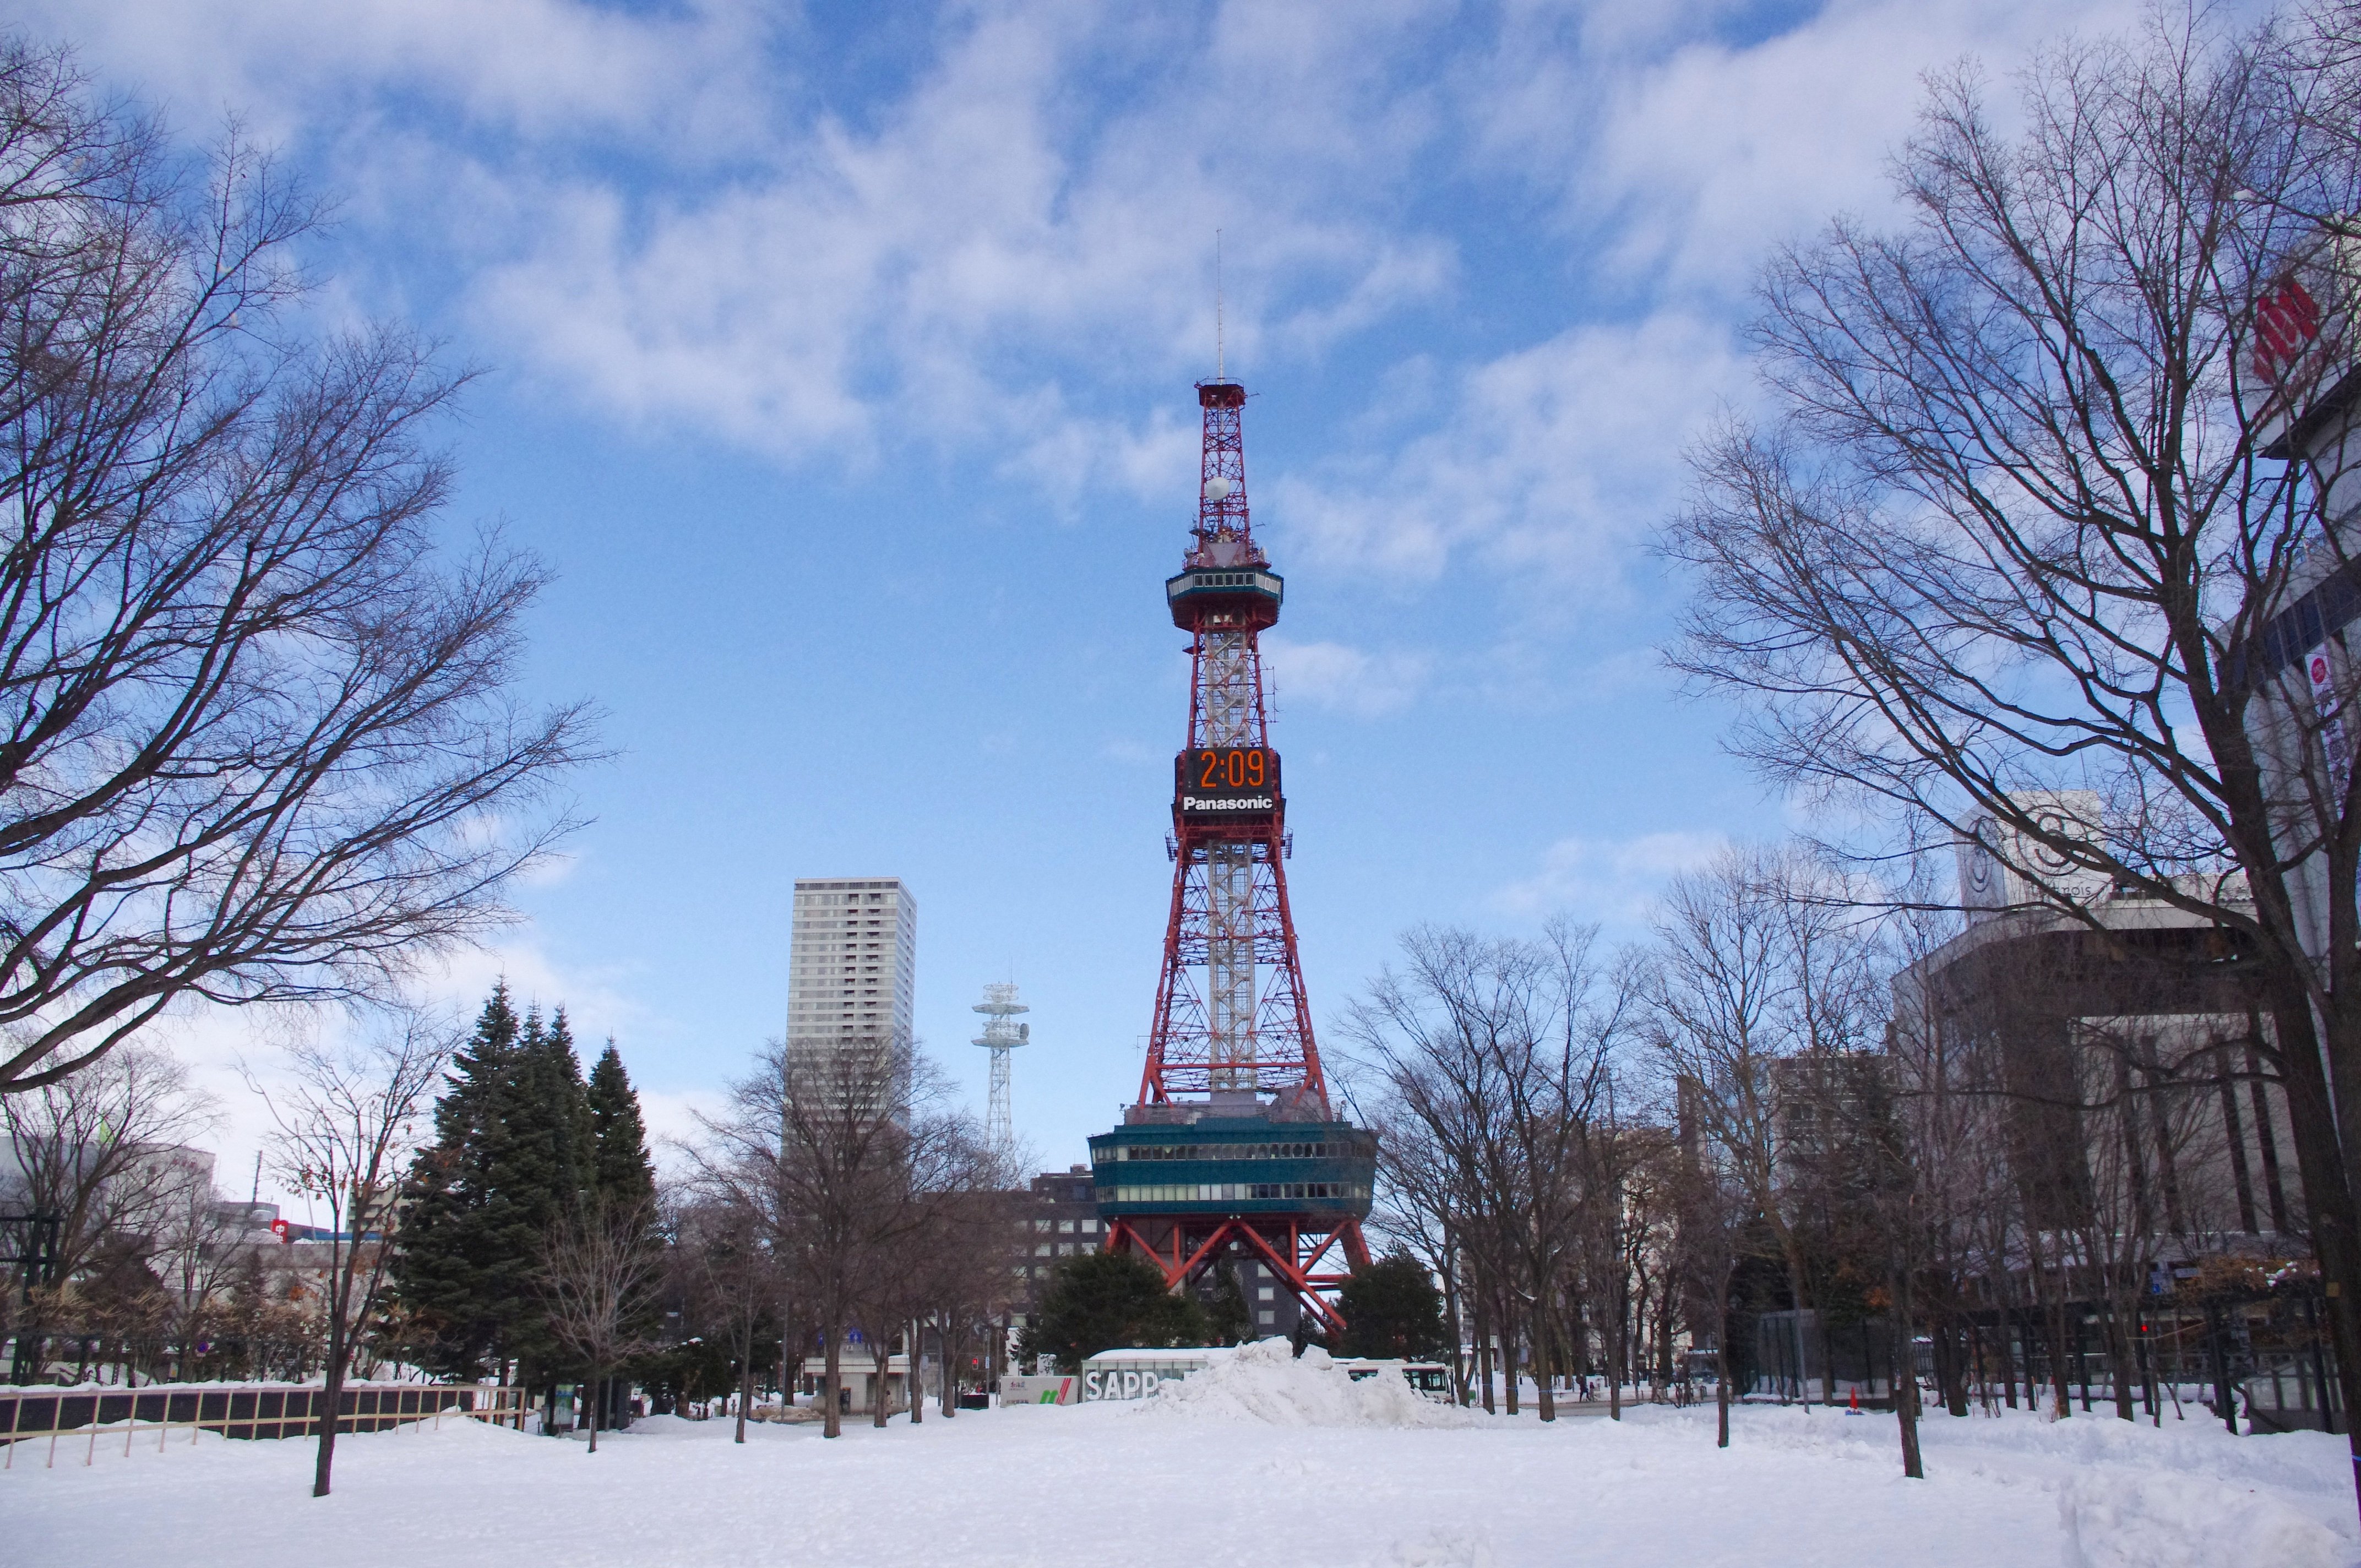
[1174, 746, 1282, 819]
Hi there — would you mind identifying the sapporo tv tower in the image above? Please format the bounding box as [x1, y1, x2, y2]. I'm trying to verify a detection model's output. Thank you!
[1089, 370, 1377, 1338]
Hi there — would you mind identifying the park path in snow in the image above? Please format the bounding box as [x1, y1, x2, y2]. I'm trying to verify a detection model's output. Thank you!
[2, 1391, 2351, 1568]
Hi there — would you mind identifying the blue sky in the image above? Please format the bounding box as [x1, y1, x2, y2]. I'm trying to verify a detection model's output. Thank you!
[28, 0, 2146, 1204]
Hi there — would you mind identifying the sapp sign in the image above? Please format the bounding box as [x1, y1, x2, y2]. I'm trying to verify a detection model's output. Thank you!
[1082, 1368, 1182, 1402]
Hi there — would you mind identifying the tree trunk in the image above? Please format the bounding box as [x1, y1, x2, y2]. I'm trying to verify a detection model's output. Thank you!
[1716, 1334, 1732, 1449]
[588, 1372, 601, 1453]
[1534, 1290, 1557, 1423]
[822, 1323, 843, 1439]
[1657, 1283, 1678, 1391]
[1998, 1305, 2020, 1409]
[1715, 1262, 1733, 1449]
[2105, 1294, 2138, 1423]
[907, 1319, 923, 1425]
[1607, 1288, 1623, 1421]
[1928, 1299, 1967, 1418]
[2021, 1229, 2069, 1419]
[733, 1347, 750, 1444]
[1475, 1300, 1495, 1414]
[1889, 1265, 1922, 1479]
[1499, 1295, 1520, 1416]
[871, 1336, 891, 1429]
[1782, 1256, 1813, 1411]
[2261, 994, 2361, 1515]
[1440, 1256, 1471, 1406]
[930, 1313, 949, 1417]
[311, 1309, 345, 1498]
[2048, 1297, 2074, 1419]
[777, 1324, 792, 1422]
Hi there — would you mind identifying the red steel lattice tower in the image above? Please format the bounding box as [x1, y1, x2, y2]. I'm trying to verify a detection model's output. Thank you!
[1092, 378, 1375, 1337]
[1140, 379, 1326, 1109]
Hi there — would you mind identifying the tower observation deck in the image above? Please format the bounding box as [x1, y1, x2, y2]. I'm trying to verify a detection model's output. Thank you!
[1092, 378, 1376, 1337]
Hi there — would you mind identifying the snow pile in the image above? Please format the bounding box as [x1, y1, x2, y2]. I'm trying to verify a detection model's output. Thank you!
[1135, 1338, 1474, 1428]
[2059, 1469, 2344, 1568]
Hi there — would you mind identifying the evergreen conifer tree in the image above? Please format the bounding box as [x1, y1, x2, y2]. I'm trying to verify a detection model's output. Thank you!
[1204, 1261, 1253, 1344]
[391, 983, 524, 1378]
[584, 1037, 661, 1430]
[498, 1005, 595, 1395]
[586, 1040, 656, 1206]
[1337, 1252, 1449, 1361]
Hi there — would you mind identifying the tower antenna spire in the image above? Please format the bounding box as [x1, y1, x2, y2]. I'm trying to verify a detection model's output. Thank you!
[1216, 229, 1224, 380]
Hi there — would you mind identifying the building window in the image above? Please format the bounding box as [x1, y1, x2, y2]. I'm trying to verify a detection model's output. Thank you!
[1057, 1219, 1074, 1234]
[1258, 1287, 1275, 1302]
[1257, 1311, 1275, 1326]
[1035, 1243, 1052, 1257]
[1035, 1219, 1052, 1232]
[1057, 1243, 1075, 1256]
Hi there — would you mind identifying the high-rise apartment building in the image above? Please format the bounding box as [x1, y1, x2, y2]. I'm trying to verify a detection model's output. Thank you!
[786, 878, 917, 1076]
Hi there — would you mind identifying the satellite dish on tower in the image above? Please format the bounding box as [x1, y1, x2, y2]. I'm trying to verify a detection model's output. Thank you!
[1202, 476, 1232, 502]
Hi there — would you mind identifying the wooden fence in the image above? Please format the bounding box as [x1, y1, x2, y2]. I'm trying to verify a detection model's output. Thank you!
[0, 1382, 529, 1469]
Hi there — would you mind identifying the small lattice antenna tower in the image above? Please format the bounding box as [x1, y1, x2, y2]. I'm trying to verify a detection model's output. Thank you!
[971, 981, 1029, 1150]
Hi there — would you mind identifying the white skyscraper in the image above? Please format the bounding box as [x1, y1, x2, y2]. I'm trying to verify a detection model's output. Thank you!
[786, 879, 917, 1087]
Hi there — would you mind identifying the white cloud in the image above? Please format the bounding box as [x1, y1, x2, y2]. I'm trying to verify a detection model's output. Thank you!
[634, 1086, 730, 1181]
[145, 928, 673, 1215]
[27, 1, 1461, 472]
[21, 0, 770, 147]
[23, 0, 2158, 532]
[455, 8, 1459, 462]
[1275, 312, 1741, 591]
[1494, 828, 1728, 924]
[1264, 636, 1429, 718]
[1476, 0, 2147, 297]
[1260, 0, 2150, 602]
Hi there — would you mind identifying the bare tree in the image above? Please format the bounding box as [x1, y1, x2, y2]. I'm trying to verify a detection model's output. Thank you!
[669, 1193, 782, 1443]
[1646, 841, 1906, 1473]
[1345, 920, 1634, 1420]
[539, 1194, 663, 1453]
[1511, 926, 1637, 1422]
[148, 1150, 258, 1378]
[1, 1043, 218, 1283]
[1656, 10, 2361, 1499]
[1666, 1080, 1751, 1447]
[1346, 927, 1528, 1414]
[918, 1175, 1025, 1418]
[1358, 1094, 1477, 1403]
[696, 1032, 980, 1439]
[0, 42, 594, 1094]
[842, 1093, 999, 1430]
[1644, 846, 1823, 1392]
[2, 1042, 219, 1379]
[251, 1012, 453, 1497]
[1881, 886, 1996, 1423]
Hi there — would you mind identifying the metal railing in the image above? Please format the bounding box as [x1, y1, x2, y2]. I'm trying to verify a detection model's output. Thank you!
[0, 1381, 529, 1469]
[2245, 1352, 2340, 1433]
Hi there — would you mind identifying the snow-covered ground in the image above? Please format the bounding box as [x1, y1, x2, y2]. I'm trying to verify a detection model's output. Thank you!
[6, 1364, 2352, 1567]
